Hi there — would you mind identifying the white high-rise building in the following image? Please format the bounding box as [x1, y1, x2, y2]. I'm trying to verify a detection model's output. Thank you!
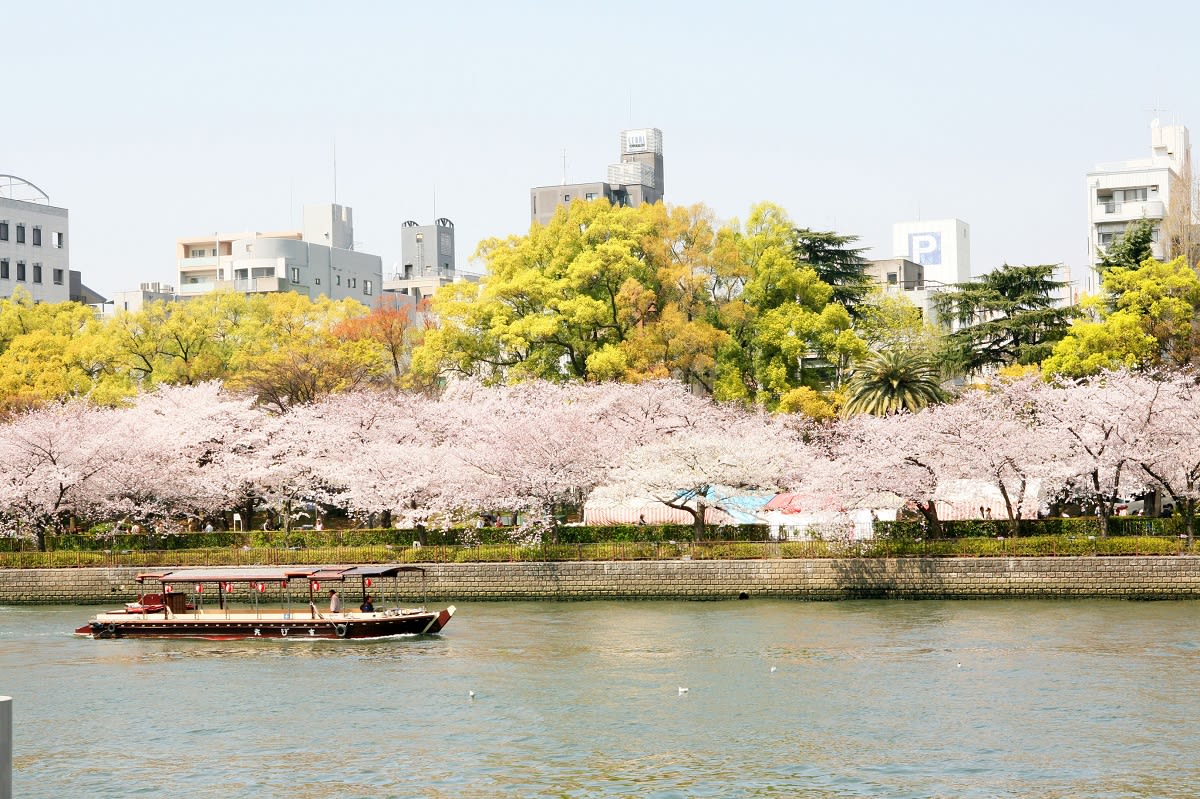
[1085, 122, 1191, 294]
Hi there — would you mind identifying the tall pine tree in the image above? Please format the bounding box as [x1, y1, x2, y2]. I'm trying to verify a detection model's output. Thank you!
[792, 229, 873, 316]
[930, 264, 1080, 372]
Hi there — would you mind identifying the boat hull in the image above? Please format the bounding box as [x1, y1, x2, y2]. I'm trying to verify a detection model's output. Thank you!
[74, 606, 455, 641]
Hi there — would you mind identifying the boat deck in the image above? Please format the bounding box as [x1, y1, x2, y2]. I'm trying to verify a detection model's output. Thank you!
[93, 608, 428, 623]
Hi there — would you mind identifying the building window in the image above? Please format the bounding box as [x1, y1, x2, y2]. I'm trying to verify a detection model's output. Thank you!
[363, 280, 373, 296]
[15, 225, 25, 244]
[315, 277, 321, 286]
[54, 231, 64, 249]
[0, 260, 7, 279]
[53, 268, 64, 285]
[336, 275, 341, 286]
[189, 248, 206, 258]
[585, 192, 597, 200]
[563, 194, 571, 202]
[16, 262, 25, 281]
[32, 227, 41, 246]
[32, 264, 42, 284]
[290, 266, 301, 284]
[349, 277, 357, 289]
[0, 222, 7, 241]
[886, 272, 897, 285]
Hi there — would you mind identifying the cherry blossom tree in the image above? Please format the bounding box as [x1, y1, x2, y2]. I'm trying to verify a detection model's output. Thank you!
[802, 411, 950, 536]
[1033, 372, 1151, 535]
[441, 381, 627, 541]
[921, 380, 1063, 532]
[1114, 372, 1200, 542]
[609, 405, 797, 538]
[300, 390, 460, 531]
[97, 383, 259, 532]
[0, 400, 119, 548]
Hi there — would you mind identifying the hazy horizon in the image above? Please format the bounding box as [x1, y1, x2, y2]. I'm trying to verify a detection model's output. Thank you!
[9, 0, 1200, 299]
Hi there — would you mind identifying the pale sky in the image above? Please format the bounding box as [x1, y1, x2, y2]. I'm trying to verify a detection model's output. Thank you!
[9, 0, 1200, 298]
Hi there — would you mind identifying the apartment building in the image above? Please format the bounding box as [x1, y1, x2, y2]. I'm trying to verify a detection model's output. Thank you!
[1085, 121, 1192, 293]
[530, 128, 664, 226]
[0, 175, 72, 303]
[176, 203, 382, 303]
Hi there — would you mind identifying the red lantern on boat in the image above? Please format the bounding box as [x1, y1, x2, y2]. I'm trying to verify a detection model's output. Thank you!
[280, 580, 288, 588]
[311, 581, 320, 592]
[195, 584, 203, 593]
[164, 584, 172, 593]
[365, 578, 372, 588]
[256, 582, 265, 593]
[222, 582, 233, 593]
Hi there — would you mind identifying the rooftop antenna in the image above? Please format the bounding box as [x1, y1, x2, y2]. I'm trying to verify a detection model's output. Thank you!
[561, 148, 567, 185]
[433, 185, 437, 219]
[333, 137, 338, 204]
[1146, 103, 1169, 127]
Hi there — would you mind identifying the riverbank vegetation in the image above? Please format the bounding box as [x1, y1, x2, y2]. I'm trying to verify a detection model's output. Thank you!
[0, 203, 1198, 553]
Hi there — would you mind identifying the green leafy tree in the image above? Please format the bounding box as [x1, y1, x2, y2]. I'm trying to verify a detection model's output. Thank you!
[1043, 256, 1200, 377]
[792, 228, 873, 315]
[930, 264, 1079, 372]
[710, 204, 868, 406]
[1096, 218, 1156, 275]
[842, 349, 946, 417]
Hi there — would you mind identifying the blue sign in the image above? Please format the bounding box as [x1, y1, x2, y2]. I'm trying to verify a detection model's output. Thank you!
[908, 232, 942, 266]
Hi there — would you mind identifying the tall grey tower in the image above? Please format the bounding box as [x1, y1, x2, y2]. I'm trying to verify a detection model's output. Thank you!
[617, 128, 664, 201]
[531, 127, 665, 226]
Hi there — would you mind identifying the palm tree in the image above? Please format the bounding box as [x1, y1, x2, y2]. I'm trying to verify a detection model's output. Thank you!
[842, 349, 946, 416]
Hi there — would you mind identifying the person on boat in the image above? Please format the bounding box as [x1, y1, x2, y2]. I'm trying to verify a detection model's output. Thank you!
[360, 595, 374, 613]
[328, 589, 342, 614]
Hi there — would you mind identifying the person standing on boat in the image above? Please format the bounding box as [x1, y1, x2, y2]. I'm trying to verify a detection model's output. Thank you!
[360, 595, 374, 613]
[328, 589, 342, 614]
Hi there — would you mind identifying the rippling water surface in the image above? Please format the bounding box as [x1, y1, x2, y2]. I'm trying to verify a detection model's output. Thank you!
[2, 599, 1199, 798]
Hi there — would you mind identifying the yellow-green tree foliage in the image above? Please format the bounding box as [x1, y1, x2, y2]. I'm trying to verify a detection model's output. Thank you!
[413, 199, 868, 410]
[1043, 257, 1200, 378]
[0, 289, 130, 411]
[0, 290, 405, 410]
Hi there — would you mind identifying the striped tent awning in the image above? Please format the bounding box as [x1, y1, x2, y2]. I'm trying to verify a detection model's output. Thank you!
[583, 502, 733, 526]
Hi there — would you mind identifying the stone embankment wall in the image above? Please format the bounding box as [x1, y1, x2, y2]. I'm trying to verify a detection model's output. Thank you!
[2, 557, 1200, 604]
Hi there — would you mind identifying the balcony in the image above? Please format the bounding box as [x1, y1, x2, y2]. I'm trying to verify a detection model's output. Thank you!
[1094, 199, 1165, 220]
[178, 256, 218, 269]
[177, 281, 216, 295]
[234, 277, 283, 293]
[175, 277, 285, 296]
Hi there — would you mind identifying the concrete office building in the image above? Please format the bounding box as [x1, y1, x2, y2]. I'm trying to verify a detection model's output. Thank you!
[864, 257, 938, 322]
[176, 203, 382, 304]
[1085, 121, 1192, 293]
[531, 128, 664, 226]
[0, 175, 74, 303]
[107, 282, 177, 315]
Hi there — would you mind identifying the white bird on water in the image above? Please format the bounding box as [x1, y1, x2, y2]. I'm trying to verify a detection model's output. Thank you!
[469, 690, 476, 699]
[770, 666, 777, 673]
[678, 686, 689, 694]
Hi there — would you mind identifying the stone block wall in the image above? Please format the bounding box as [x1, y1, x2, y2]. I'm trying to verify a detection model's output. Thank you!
[2, 557, 1200, 604]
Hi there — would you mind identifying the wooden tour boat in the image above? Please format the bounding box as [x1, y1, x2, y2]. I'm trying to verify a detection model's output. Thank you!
[74, 565, 455, 641]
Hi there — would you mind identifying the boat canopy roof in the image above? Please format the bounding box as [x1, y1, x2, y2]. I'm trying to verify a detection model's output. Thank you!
[135, 565, 424, 584]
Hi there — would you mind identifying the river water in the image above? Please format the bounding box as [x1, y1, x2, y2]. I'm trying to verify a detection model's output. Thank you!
[2, 599, 1199, 798]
